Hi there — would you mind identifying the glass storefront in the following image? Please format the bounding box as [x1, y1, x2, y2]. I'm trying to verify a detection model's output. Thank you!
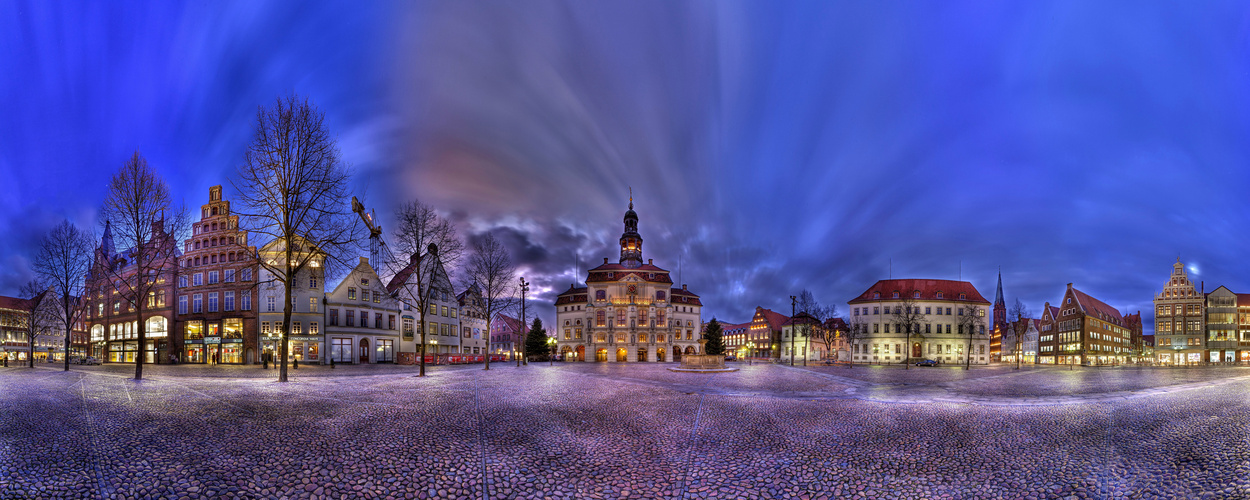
[223, 318, 243, 339]
[185, 321, 203, 340]
[220, 344, 242, 364]
[109, 341, 139, 363]
[331, 338, 352, 363]
[185, 343, 206, 363]
[376, 339, 393, 363]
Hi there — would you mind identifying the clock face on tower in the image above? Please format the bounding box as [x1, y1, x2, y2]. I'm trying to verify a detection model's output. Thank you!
[627, 284, 638, 295]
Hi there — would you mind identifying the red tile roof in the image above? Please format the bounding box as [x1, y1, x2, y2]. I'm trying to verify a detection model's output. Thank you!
[1070, 287, 1124, 325]
[589, 262, 669, 273]
[848, 279, 990, 305]
[0, 295, 34, 311]
[493, 314, 524, 335]
[753, 307, 790, 331]
[671, 287, 702, 306]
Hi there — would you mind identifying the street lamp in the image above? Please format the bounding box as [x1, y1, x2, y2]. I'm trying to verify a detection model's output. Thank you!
[790, 295, 796, 367]
[547, 336, 557, 366]
[518, 276, 529, 367]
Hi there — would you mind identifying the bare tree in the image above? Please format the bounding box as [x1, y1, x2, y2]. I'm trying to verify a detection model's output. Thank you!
[34, 220, 95, 371]
[234, 94, 363, 383]
[461, 233, 517, 371]
[955, 304, 987, 370]
[16, 281, 54, 368]
[1008, 298, 1030, 370]
[845, 313, 868, 368]
[99, 151, 188, 380]
[814, 313, 846, 364]
[388, 199, 463, 377]
[890, 296, 928, 369]
[795, 290, 837, 366]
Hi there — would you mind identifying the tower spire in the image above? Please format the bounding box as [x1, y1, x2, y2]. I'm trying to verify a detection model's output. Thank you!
[994, 267, 1005, 306]
[619, 190, 642, 268]
[101, 219, 116, 257]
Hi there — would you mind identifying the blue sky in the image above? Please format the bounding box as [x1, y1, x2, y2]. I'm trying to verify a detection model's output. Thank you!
[3, 1, 1250, 331]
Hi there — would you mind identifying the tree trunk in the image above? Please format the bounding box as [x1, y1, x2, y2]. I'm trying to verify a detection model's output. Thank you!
[135, 299, 145, 380]
[279, 266, 292, 383]
[63, 294, 72, 372]
[483, 318, 491, 371]
[419, 309, 427, 377]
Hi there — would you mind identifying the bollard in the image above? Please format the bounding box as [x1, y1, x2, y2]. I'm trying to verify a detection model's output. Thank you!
[330, 358, 335, 369]
[294, 358, 299, 369]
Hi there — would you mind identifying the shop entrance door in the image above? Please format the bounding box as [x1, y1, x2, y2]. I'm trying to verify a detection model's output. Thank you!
[359, 338, 369, 364]
[207, 345, 220, 364]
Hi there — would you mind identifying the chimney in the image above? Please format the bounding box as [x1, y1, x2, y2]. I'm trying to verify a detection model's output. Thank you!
[682, 284, 687, 291]
[360, 256, 369, 265]
[648, 259, 653, 265]
[1066, 283, 1072, 289]
[604, 258, 609, 264]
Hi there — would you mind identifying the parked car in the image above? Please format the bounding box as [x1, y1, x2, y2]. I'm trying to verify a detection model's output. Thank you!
[915, 359, 938, 367]
[80, 356, 101, 365]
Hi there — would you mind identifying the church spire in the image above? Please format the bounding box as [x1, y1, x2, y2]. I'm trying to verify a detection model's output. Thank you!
[994, 267, 1004, 306]
[100, 219, 116, 257]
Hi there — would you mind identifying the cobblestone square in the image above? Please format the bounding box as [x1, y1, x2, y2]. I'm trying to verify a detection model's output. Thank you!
[3, 363, 1250, 499]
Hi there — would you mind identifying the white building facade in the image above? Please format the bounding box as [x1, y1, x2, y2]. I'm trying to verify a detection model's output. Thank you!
[258, 237, 326, 364]
[847, 279, 992, 365]
[457, 284, 488, 356]
[324, 257, 402, 364]
[554, 198, 703, 363]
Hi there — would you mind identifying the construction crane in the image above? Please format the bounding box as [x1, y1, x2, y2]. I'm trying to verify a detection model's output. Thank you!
[352, 196, 385, 270]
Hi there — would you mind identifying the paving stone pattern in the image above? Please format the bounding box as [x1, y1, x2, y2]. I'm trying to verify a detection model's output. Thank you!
[2, 363, 1250, 499]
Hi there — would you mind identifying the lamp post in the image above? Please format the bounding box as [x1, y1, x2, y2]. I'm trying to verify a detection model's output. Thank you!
[547, 336, 556, 366]
[789, 295, 796, 367]
[518, 276, 528, 367]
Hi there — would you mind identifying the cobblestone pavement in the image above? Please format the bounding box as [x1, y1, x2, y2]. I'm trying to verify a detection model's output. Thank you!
[3, 363, 1250, 499]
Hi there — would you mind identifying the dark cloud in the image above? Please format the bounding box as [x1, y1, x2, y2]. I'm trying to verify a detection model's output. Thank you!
[5, 1, 1250, 333]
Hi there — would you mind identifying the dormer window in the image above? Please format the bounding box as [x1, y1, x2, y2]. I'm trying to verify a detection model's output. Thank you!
[607, 272, 614, 279]
[892, 292, 899, 298]
[959, 293, 966, 300]
[913, 291, 920, 299]
[873, 292, 881, 299]
[936, 292, 944, 299]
